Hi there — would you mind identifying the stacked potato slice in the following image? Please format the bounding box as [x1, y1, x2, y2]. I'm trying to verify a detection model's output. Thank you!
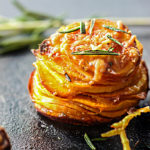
[28, 19, 148, 125]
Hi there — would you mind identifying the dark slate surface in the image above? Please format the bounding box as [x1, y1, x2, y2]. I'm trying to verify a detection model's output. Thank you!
[0, 26, 150, 150]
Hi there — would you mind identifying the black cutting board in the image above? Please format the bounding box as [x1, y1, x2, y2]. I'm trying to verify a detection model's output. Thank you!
[0, 26, 150, 150]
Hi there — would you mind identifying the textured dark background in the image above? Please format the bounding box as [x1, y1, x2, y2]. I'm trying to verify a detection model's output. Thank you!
[0, 0, 150, 150]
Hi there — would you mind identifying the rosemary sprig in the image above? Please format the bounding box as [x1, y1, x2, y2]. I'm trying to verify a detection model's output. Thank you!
[103, 25, 129, 34]
[59, 26, 80, 33]
[84, 133, 96, 150]
[89, 19, 95, 34]
[91, 137, 107, 142]
[71, 50, 119, 55]
[80, 22, 86, 34]
[108, 47, 114, 52]
[107, 35, 123, 46]
[65, 73, 71, 82]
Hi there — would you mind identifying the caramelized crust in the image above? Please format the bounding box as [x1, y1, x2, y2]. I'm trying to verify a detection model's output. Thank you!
[28, 19, 149, 125]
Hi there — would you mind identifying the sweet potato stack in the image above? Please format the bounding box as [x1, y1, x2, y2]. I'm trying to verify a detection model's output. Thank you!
[28, 19, 148, 125]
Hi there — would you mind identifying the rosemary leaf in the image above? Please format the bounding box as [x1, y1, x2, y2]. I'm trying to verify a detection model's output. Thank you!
[103, 25, 129, 34]
[71, 50, 119, 55]
[80, 22, 86, 34]
[89, 19, 95, 34]
[59, 26, 80, 33]
[108, 62, 113, 66]
[107, 35, 123, 46]
[84, 133, 96, 150]
[65, 73, 71, 82]
[108, 47, 114, 52]
[91, 137, 107, 142]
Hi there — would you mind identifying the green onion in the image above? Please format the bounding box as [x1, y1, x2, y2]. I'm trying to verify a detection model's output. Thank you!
[108, 47, 114, 52]
[103, 25, 129, 34]
[84, 133, 96, 150]
[80, 22, 86, 34]
[71, 50, 119, 55]
[91, 137, 107, 142]
[107, 35, 123, 46]
[89, 19, 95, 34]
[59, 26, 80, 33]
[65, 73, 71, 82]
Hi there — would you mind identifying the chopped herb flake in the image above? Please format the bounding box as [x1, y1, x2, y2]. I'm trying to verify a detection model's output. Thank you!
[80, 22, 86, 34]
[65, 73, 71, 82]
[107, 35, 123, 46]
[91, 137, 107, 142]
[59, 26, 80, 33]
[71, 50, 119, 55]
[103, 25, 129, 34]
[108, 47, 114, 52]
[84, 133, 96, 150]
[89, 19, 95, 35]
